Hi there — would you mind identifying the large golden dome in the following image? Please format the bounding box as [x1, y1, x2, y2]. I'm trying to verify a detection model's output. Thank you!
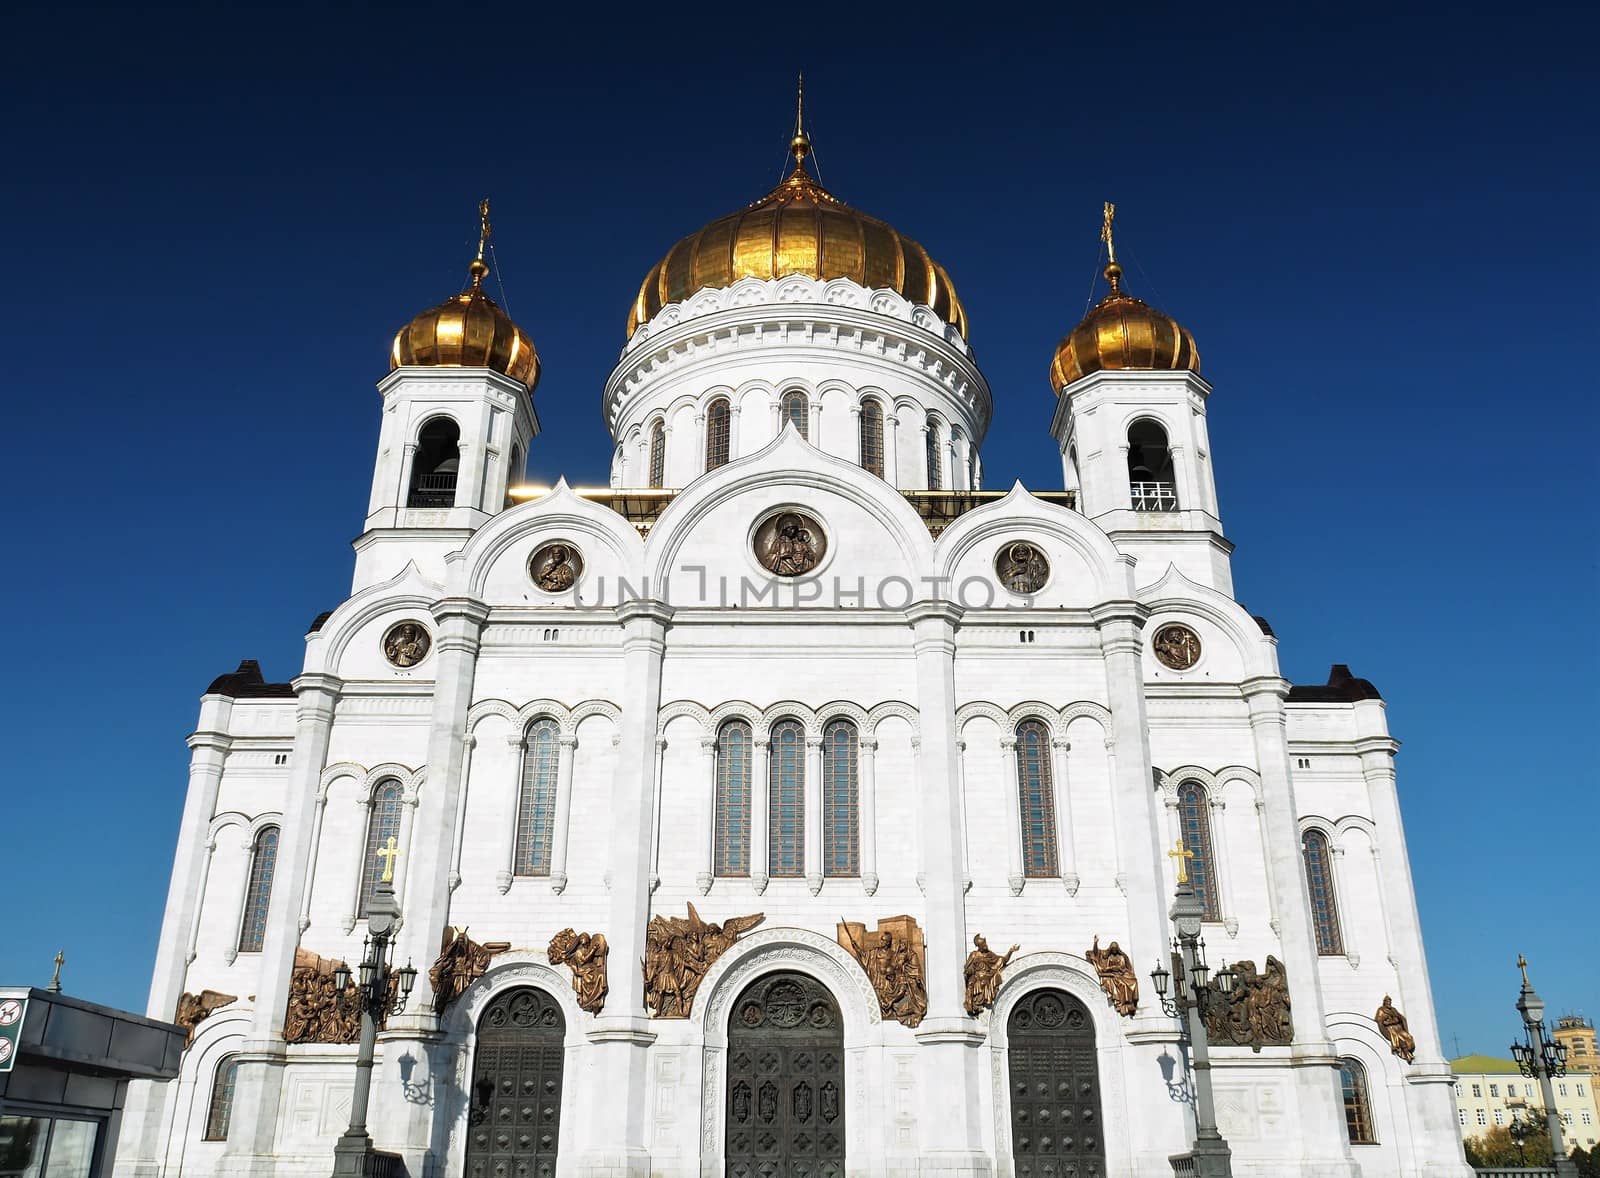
[1049, 261, 1199, 393]
[391, 204, 540, 391]
[628, 141, 967, 340]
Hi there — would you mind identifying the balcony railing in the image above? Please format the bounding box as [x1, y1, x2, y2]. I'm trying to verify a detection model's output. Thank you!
[407, 472, 457, 508]
[1131, 481, 1178, 512]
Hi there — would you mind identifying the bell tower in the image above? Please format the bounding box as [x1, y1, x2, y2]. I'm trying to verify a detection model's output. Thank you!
[355, 201, 541, 590]
[1048, 204, 1231, 593]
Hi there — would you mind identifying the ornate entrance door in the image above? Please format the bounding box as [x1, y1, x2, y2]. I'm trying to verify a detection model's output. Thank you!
[464, 987, 565, 1178]
[725, 971, 846, 1177]
[1007, 988, 1106, 1178]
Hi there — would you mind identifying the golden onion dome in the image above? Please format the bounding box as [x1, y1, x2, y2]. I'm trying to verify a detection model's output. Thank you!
[627, 135, 967, 340]
[391, 203, 540, 391]
[1049, 260, 1200, 393]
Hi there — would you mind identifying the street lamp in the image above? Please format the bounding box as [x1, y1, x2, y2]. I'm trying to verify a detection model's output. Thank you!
[1509, 955, 1577, 1178]
[1151, 841, 1234, 1178]
[330, 838, 418, 1178]
[1508, 1110, 1535, 1167]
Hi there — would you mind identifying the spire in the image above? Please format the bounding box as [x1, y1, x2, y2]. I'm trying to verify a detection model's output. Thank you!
[469, 197, 492, 287]
[789, 72, 812, 171]
[1101, 200, 1123, 293]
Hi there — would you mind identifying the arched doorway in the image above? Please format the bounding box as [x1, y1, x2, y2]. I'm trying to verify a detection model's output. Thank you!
[726, 971, 845, 1176]
[464, 987, 565, 1178]
[1008, 988, 1106, 1177]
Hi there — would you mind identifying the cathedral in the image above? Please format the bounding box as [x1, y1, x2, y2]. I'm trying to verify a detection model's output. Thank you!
[113, 113, 1471, 1178]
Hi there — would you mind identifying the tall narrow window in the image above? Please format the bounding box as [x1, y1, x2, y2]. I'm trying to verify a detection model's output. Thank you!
[1302, 829, 1344, 954]
[1128, 419, 1177, 510]
[204, 1056, 239, 1141]
[236, 825, 279, 953]
[780, 391, 809, 440]
[925, 415, 943, 489]
[648, 419, 666, 488]
[358, 780, 404, 917]
[705, 397, 731, 470]
[859, 399, 885, 478]
[822, 719, 859, 877]
[514, 719, 561, 875]
[407, 416, 461, 507]
[1177, 780, 1220, 921]
[1340, 1058, 1376, 1144]
[768, 719, 805, 877]
[714, 720, 753, 876]
[1015, 719, 1058, 877]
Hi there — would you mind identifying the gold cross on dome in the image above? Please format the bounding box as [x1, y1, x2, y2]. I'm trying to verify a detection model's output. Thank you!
[1101, 201, 1117, 265]
[48, 950, 64, 992]
[476, 198, 493, 262]
[1517, 954, 1530, 986]
[376, 836, 402, 884]
[1168, 838, 1194, 885]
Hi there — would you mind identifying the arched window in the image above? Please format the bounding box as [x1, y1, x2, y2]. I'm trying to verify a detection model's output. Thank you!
[780, 390, 810, 440]
[705, 397, 731, 470]
[768, 719, 805, 878]
[648, 419, 666, 488]
[1302, 829, 1344, 954]
[514, 719, 561, 876]
[714, 720, 752, 876]
[1015, 719, 1058, 877]
[822, 719, 859, 877]
[358, 779, 405, 917]
[407, 416, 461, 507]
[236, 825, 279, 953]
[1340, 1058, 1376, 1144]
[204, 1056, 239, 1141]
[1128, 420, 1177, 511]
[1177, 780, 1220, 920]
[925, 415, 943, 490]
[859, 399, 885, 478]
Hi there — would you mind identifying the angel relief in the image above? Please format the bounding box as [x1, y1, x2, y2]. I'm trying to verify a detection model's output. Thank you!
[643, 903, 765, 1018]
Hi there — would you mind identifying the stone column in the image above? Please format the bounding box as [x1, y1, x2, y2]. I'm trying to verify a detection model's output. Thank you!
[884, 413, 901, 485]
[448, 734, 477, 893]
[192, 836, 222, 965]
[1328, 842, 1357, 967]
[905, 601, 990, 1174]
[219, 673, 340, 1178]
[804, 737, 824, 894]
[697, 736, 717, 894]
[999, 737, 1024, 896]
[1049, 737, 1079, 895]
[1208, 795, 1240, 937]
[495, 733, 523, 894]
[729, 404, 743, 460]
[751, 738, 770, 893]
[1242, 676, 1359, 1171]
[858, 737, 880, 895]
[576, 598, 671, 1177]
[649, 736, 667, 890]
[549, 734, 578, 893]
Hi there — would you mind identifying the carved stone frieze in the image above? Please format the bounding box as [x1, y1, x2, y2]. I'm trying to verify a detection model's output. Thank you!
[643, 903, 765, 1018]
[963, 934, 1018, 1017]
[1201, 955, 1294, 1051]
[1375, 994, 1416, 1063]
[548, 928, 609, 1014]
[284, 947, 360, 1044]
[429, 926, 511, 1015]
[1085, 935, 1140, 1018]
[838, 915, 928, 1027]
[174, 989, 237, 1045]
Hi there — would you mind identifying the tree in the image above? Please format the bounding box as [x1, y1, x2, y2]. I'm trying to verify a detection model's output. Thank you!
[1464, 1115, 1554, 1167]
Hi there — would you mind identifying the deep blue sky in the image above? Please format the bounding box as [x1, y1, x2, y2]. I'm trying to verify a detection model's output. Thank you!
[3, 5, 1594, 1053]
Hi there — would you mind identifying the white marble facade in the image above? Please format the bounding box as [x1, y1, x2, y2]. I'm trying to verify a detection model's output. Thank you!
[114, 247, 1471, 1178]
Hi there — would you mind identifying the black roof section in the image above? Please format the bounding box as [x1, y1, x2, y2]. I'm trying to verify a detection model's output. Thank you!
[1287, 663, 1383, 703]
[205, 659, 296, 699]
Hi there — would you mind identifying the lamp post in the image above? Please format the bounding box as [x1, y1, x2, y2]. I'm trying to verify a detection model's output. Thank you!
[1509, 955, 1576, 1178]
[330, 838, 418, 1178]
[1507, 1109, 1534, 1167]
[1151, 842, 1236, 1178]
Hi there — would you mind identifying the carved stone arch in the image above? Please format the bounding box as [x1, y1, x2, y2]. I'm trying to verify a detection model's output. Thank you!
[1332, 814, 1378, 840]
[569, 700, 622, 732]
[814, 701, 870, 734]
[513, 698, 574, 736]
[955, 701, 1009, 734]
[1298, 814, 1339, 837]
[1326, 1014, 1413, 1143]
[458, 482, 643, 600]
[889, 392, 922, 418]
[443, 953, 586, 1048]
[732, 376, 779, 406]
[1138, 565, 1280, 679]
[1158, 765, 1220, 801]
[1117, 407, 1181, 443]
[318, 761, 365, 803]
[773, 275, 818, 304]
[684, 288, 725, 317]
[929, 483, 1129, 600]
[362, 762, 422, 800]
[465, 699, 519, 734]
[709, 700, 765, 732]
[207, 811, 250, 839]
[760, 701, 818, 740]
[870, 290, 912, 318]
[814, 376, 856, 403]
[245, 812, 284, 841]
[697, 384, 737, 414]
[910, 306, 942, 334]
[656, 699, 712, 739]
[865, 700, 921, 740]
[664, 390, 702, 420]
[1006, 702, 1064, 740]
[697, 928, 881, 1047]
[821, 277, 868, 309]
[317, 565, 446, 671]
[771, 374, 819, 406]
[1059, 700, 1114, 731]
[855, 384, 891, 412]
[1213, 765, 1263, 804]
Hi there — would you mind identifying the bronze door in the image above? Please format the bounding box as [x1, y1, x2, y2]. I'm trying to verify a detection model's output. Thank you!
[465, 987, 565, 1178]
[1007, 989, 1106, 1178]
[725, 972, 846, 1178]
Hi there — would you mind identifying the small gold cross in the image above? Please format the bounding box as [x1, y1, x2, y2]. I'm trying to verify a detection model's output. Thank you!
[48, 950, 64, 992]
[375, 837, 402, 885]
[1517, 953, 1530, 986]
[1101, 201, 1118, 265]
[1167, 839, 1195, 885]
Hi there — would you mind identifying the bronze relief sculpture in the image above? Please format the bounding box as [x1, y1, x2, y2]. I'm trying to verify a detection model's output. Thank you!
[995, 542, 1049, 595]
[1085, 935, 1140, 1018]
[548, 928, 609, 1015]
[962, 934, 1018, 1016]
[529, 541, 583, 593]
[1375, 995, 1416, 1063]
[643, 903, 765, 1018]
[174, 989, 237, 1045]
[429, 926, 511, 1015]
[1201, 955, 1294, 1051]
[839, 915, 928, 1027]
[1152, 623, 1202, 670]
[382, 621, 431, 668]
[754, 511, 826, 577]
[284, 947, 362, 1044]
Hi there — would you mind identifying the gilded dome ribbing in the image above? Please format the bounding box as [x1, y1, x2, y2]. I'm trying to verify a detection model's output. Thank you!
[1049, 262, 1199, 393]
